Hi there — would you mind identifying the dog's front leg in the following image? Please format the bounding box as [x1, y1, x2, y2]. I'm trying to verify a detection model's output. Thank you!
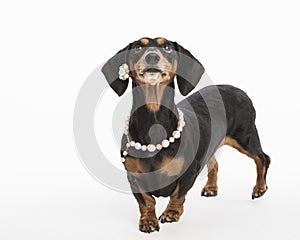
[159, 185, 186, 223]
[124, 157, 159, 233]
[133, 192, 159, 233]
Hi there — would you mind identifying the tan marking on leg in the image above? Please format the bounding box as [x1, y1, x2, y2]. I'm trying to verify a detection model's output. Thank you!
[160, 157, 185, 177]
[156, 38, 166, 45]
[138, 192, 159, 233]
[201, 156, 218, 197]
[160, 184, 186, 223]
[139, 192, 156, 217]
[224, 137, 251, 156]
[140, 38, 149, 45]
[224, 137, 267, 198]
[252, 156, 267, 197]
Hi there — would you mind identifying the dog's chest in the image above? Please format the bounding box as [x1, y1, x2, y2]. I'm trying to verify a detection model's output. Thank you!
[124, 155, 185, 178]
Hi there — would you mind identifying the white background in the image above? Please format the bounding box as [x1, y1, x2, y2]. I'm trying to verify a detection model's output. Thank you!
[1, 0, 300, 239]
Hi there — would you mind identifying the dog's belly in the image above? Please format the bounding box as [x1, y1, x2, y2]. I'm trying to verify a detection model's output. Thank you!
[149, 181, 178, 197]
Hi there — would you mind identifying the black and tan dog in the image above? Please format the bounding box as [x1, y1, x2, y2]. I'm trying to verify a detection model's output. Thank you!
[102, 37, 270, 233]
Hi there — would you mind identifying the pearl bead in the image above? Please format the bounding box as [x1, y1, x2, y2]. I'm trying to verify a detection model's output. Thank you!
[135, 142, 142, 150]
[126, 143, 130, 148]
[177, 126, 183, 132]
[130, 141, 135, 147]
[180, 121, 186, 127]
[169, 137, 175, 143]
[162, 139, 170, 148]
[124, 130, 128, 135]
[156, 144, 162, 150]
[147, 144, 156, 152]
[141, 145, 147, 151]
[121, 157, 125, 163]
[172, 130, 180, 139]
[123, 151, 128, 156]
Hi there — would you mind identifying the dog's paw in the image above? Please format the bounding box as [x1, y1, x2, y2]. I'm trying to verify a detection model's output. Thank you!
[252, 185, 268, 200]
[201, 185, 218, 197]
[159, 209, 182, 224]
[139, 216, 159, 233]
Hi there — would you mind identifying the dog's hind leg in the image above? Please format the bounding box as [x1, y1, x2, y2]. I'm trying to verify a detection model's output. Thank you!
[225, 126, 271, 199]
[201, 155, 218, 197]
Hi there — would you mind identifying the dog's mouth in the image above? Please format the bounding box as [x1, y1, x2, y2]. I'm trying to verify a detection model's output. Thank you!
[138, 67, 169, 85]
[143, 68, 163, 74]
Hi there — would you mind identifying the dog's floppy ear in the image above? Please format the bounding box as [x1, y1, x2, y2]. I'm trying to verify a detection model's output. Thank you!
[102, 44, 132, 96]
[174, 42, 205, 96]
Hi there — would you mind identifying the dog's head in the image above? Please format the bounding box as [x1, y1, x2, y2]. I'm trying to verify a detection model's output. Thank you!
[102, 37, 205, 111]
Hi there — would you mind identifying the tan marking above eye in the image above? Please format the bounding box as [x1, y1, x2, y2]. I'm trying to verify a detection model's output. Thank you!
[156, 38, 166, 45]
[140, 38, 149, 45]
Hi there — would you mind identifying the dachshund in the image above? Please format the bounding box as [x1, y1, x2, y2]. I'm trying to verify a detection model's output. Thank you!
[102, 37, 270, 233]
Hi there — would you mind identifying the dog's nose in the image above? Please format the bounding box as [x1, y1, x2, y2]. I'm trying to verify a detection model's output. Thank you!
[145, 53, 160, 64]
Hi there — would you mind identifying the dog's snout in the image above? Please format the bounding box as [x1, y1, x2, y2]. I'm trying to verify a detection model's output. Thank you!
[145, 52, 160, 65]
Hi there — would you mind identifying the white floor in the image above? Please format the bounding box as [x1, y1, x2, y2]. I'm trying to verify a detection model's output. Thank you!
[1, 132, 299, 240]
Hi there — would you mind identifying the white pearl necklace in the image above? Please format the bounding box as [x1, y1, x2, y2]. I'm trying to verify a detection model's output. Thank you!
[121, 109, 185, 162]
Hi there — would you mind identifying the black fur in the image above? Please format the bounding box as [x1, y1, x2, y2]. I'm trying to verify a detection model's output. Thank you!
[102, 45, 131, 96]
[102, 37, 270, 233]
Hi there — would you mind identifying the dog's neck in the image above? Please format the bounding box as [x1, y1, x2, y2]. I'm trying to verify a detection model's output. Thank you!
[129, 81, 178, 145]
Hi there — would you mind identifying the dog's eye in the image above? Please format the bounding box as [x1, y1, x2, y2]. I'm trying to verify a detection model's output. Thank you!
[135, 45, 142, 52]
[162, 44, 172, 52]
